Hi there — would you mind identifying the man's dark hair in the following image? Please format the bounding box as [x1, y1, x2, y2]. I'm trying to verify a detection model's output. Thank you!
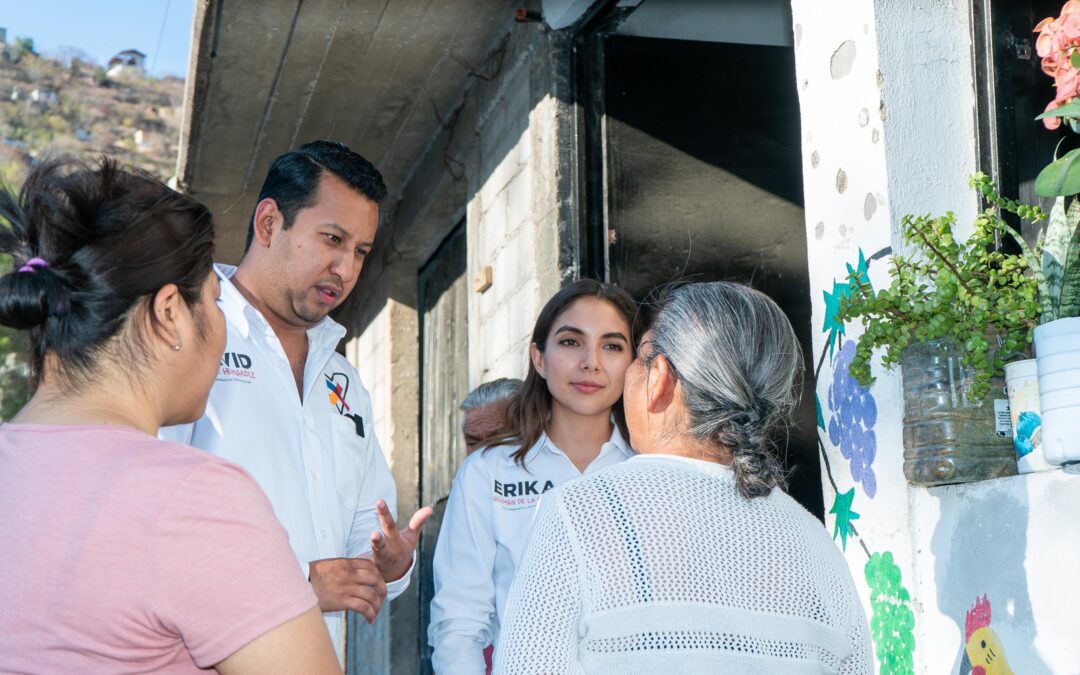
[245, 140, 387, 251]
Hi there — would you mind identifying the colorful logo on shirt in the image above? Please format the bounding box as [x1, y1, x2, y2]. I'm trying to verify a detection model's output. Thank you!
[218, 351, 255, 381]
[326, 373, 351, 413]
[325, 372, 365, 438]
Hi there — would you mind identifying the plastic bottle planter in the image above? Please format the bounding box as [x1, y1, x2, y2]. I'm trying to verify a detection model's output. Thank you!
[1034, 317, 1080, 465]
[1004, 359, 1053, 473]
[901, 338, 1016, 486]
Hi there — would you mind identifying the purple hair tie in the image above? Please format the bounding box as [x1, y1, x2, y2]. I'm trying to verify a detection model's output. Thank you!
[18, 257, 49, 274]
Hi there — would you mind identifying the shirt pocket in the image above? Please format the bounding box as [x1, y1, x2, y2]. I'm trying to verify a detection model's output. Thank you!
[328, 413, 367, 511]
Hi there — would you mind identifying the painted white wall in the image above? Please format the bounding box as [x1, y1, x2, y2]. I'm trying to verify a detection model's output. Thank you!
[910, 470, 1080, 674]
[790, 0, 912, 652]
[874, 0, 980, 245]
[794, 1, 1078, 673]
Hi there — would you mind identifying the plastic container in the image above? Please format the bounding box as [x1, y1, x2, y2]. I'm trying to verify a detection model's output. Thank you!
[1004, 359, 1052, 473]
[1034, 317, 1080, 465]
[901, 337, 1016, 486]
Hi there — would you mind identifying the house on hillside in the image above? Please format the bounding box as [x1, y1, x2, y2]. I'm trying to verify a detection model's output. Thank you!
[178, 1, 1080, 674]
[106, 49, 146, 79]
[29, 88, 58, 107]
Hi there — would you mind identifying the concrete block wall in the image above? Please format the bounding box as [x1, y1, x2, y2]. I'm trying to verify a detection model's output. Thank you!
[465, 40, 563, 388]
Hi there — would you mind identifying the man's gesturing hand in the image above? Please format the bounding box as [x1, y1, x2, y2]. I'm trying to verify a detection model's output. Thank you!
[308, 557, 387, 624]
[370, 500, 433, 583]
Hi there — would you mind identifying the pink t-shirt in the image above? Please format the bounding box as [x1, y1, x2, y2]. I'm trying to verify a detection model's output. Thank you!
[0, 423, 318, 673]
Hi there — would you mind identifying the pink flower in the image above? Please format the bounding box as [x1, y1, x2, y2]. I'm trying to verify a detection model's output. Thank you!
[1057, 65, 1080, 99]
[1037, 17, 1057, 57]
[1035, 3, 1080, 127]
[1057, 13, 1080, 49]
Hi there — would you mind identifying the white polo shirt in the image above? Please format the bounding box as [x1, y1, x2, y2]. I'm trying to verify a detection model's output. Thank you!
[428, 427, 634, 675]
[160, 264, 409, 653]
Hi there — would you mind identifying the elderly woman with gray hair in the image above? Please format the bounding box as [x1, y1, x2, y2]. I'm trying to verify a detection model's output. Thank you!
[494, 282, 872, 674]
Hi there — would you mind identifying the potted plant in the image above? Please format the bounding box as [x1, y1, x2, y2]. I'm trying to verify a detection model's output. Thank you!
[1026, 3, 1080, 464]
[841, 175, 1080, 480]
[971, 177, 1080, 466]
[838, 181, 1041, 486]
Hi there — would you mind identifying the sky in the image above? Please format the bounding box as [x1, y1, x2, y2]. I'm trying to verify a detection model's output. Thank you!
[0, 0, 195, 78]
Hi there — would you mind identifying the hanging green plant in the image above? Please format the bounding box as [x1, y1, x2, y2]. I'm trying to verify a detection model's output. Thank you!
[838, 179, 1047, 401]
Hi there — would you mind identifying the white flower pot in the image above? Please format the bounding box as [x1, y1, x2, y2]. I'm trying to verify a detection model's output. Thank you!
[1034, 317, 1080, 465]
[1004, 359, 1052, 473]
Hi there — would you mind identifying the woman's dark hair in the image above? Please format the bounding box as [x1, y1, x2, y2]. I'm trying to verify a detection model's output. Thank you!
[480, 279, 641, 466]
[643, 282, 803, 499]
[245, 139, 387, 251]
[0, 157, 216, 385]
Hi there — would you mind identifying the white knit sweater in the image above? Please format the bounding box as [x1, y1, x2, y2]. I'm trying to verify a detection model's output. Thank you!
[493, 454, 872, 674]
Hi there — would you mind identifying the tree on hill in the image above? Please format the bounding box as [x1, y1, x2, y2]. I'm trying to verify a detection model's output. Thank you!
[14, 37, 36, 58]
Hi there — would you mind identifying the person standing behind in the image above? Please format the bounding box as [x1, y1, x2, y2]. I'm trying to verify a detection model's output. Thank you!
[0, 158, 341, 673]
[429, 280, 639, 675]
[435, 377, 522, 674]
[161, 140, 431, 654]
[495, 282, 872, 673]
[461, 378, 522, 454]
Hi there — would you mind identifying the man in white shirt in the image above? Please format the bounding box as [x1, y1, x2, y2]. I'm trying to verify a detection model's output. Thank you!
[162, 140, 431, 653]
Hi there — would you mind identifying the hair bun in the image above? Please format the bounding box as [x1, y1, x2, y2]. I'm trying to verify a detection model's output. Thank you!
[0, 262, 67, 329]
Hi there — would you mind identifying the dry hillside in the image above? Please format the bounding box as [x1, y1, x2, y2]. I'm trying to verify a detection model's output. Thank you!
[0, 46, 184, 186]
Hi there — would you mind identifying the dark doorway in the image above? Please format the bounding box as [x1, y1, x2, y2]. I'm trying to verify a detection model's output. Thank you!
[576, 5, 823, 517]
[416, 222, 469, 673]
[973, 0, 1070, 243]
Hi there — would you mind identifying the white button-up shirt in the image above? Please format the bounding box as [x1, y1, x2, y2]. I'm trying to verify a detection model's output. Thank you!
[161, 264, 409, 653]
[429, 427, 634, 675]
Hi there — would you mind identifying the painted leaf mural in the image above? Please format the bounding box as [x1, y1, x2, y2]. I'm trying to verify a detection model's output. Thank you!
[822, 280, 850, 361]
[830, 487, 860, 551]
[821, 249, 873, 361]
[828, 339, 879, 497]
[865, 551, 916, 674]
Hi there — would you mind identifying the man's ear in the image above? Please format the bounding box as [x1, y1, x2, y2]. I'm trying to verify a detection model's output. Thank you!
[646, 354, 678, 414]
[529, 343, 546, 379]
[251, 197, 283, 248]
[149, 283, 184, 349]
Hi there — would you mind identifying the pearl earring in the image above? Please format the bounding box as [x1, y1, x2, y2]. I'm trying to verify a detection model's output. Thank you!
[172, 342, 181, 352]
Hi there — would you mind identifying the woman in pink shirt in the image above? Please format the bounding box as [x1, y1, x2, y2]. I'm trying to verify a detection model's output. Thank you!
[0, 159, 346, 674]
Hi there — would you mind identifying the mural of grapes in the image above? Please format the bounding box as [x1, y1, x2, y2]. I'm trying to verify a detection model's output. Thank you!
[816, 246, 917, 674]
[865, 552, 916, 674]
[828, 340, 878, 497]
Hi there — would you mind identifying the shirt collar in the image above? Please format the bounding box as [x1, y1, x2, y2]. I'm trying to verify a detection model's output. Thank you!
[507, 424, 635, 467]
[214, 263, 346, 348]
[604, 422, 635, 458]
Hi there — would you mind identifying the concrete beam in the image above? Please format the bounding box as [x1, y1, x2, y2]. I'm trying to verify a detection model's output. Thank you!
[177, 0, 521, 263]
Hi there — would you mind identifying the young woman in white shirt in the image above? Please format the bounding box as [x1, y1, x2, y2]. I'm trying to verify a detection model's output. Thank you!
[428, 279, 639, 675]
[495, 281, 873, 674]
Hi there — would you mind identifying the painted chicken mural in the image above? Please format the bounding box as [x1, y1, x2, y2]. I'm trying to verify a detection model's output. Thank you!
[959, 595, 1013, 675]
